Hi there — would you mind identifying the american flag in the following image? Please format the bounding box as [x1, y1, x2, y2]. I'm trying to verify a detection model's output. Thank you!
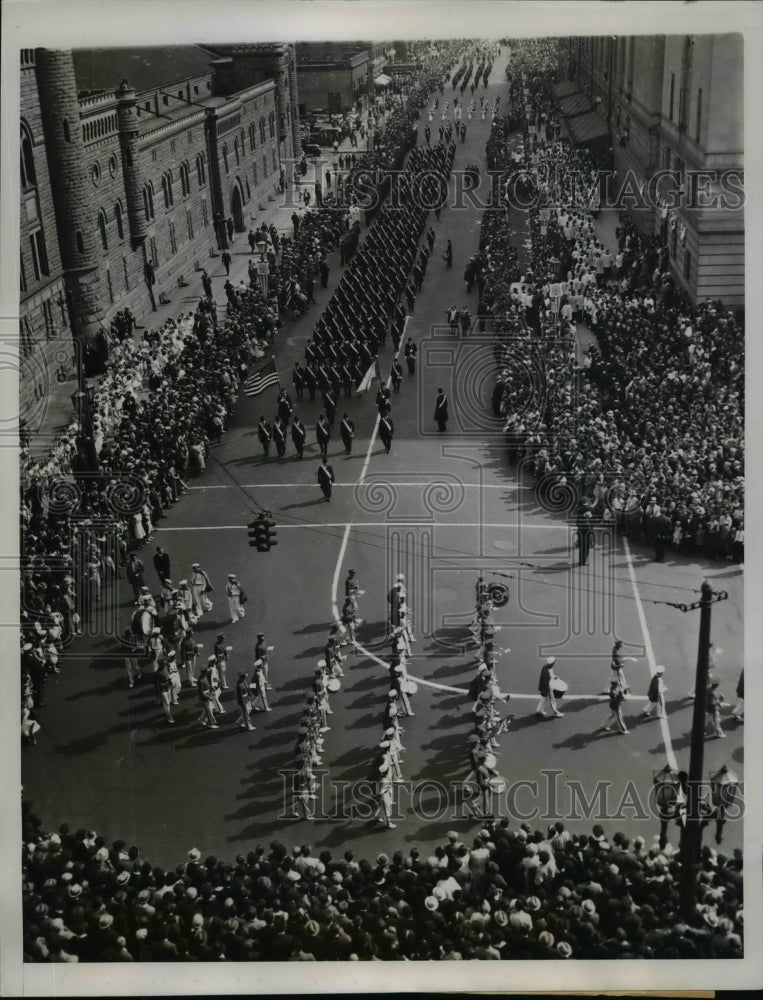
[243, 359, 280, 397]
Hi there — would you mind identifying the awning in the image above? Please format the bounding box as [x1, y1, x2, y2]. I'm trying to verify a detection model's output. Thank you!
[559, 92, 592, 118]
[374, 74, 391, 87]
[553, 79, 580, 100]
[567, 110, 609, 146]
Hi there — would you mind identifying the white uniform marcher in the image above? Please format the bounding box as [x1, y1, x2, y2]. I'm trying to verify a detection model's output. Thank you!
[190, 563, 213, 617]
[226, 574, 245, 623]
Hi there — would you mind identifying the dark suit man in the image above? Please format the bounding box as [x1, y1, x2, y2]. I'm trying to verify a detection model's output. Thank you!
[318, 458, 335, 502]
[153, 547, 171, 587]
[379, 415, 394, 454]
[291, 416, 306, 458]
[316, 414, 331, 459]
[258, 417, 272, 457]
[434, 389, 449, 431]
[404, 338, 417, 375]
[340, 415, 355, 455]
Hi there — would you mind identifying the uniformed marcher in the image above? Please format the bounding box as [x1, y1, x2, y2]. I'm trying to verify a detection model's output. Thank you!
[339, 414, 355, 455]
[257, 416, 272, 458]
[390, 360, 403, 393]
[536, 657, 564, 718]
[434, 388, 449, 431]
[576, 511, 595, 566]
[404, 338, 417, 375]
[318, 456, 335, 502]
[292, 362, 305, 401]
[273, 417, 287, 458]
[277, 389, 293, 427]
[379, 413, 394, 454]
[235, 671, 256, 730]
[226, 574, 246, 624]
[291, 414, 306, 458]
[316, 413, 331, 459]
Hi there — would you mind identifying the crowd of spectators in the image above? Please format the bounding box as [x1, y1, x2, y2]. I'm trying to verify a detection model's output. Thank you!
[487, 65, 744, 560]
[22, 801, 743, 961]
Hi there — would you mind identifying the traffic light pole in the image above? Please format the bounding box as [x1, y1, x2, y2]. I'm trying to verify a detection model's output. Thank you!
[673, 580, 728, 918]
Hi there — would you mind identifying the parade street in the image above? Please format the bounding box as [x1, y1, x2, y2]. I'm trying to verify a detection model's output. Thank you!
[22, 63, 743, 869]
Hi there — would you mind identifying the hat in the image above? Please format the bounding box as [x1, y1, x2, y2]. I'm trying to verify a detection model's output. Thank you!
[388, 690, 397, 699]
[192, 563, 200, 568]
[188, 848, 202, 862]
[545, 657, 556, 665]
[581, 899, 596, 915]
[137, 889, 151, 902]
[228, 574, 236, 579]
[254, 658, 264, 667]
[207, 655, 216, 663]
[116, 870, 130, 885]
[424, 895, 439, 911]
[152, 627, 160, 635]
[655, 665, 665, 674]
[167, 650, 176, 659]
[95, 846, 109, 861]
[186, 886, 198, 899]
[447, 831, 459, 841]
[494, 909, 508, 927]
[557, 941, 573, 958]
[98, 913, 114, 929]
[539, 930, 555, 947]
[67, 884, 82, 899]
[305, 919, 320, 936]
[526, 895, 542, 912]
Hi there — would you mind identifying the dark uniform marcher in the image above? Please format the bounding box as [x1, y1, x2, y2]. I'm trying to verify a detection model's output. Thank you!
[404, 338, 417, 375]
[291, 415, 306, 458]
[316, 413, 331, 459]
[339, 414, 355, 455]
[379, 414, 394, 454]
[434, 388, 449, 432]
[318, 457, 335, 502]
[576, 511, 595, 566]
[257, 417, 272, 458]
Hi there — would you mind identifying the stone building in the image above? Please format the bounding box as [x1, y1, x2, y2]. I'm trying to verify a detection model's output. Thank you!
[19, 43, 301, 406]
[565, 34, 744, 307]
[295, 42, 371, 114]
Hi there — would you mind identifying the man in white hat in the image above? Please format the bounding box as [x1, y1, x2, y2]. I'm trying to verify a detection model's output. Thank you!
[536, 657, 564, 718]
[641, 665, 668, 719]
[375, 757, 397, 829]
[190, 563, 213, 618]
[225, 574, 246, 624]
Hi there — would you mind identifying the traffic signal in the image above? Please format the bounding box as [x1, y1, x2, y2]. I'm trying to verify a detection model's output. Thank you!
[247, 516, 269, 551]
[265, 514, 278, 549]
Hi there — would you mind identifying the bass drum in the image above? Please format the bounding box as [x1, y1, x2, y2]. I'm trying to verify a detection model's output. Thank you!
[326, 678, 341, 693]
[132, 609, 154, 638]
[402, 679, 418, 696]
[552, 678, 569, 699]
[488, 583, 510, 607]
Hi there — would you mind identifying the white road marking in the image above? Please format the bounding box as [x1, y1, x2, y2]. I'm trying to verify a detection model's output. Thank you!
[623, 537, 678, 770]
[356, 319, 407, 487]
[331, 522, 353, 622]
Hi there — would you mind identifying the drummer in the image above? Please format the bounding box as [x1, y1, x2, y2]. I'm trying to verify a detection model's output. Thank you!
[313, 667, 334, 730]
[380, 739, 404, 782]
[375, 756, 397, 830]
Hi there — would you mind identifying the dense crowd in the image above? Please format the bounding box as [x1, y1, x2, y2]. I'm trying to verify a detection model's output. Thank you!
[22, 801, 743, 961]
[488, 67, 744, 559]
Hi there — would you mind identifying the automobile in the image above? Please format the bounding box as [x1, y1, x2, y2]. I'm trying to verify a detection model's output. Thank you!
[303, 143, 322, 159]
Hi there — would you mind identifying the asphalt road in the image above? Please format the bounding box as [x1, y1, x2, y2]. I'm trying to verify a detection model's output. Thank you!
[23, 59, 744, 867]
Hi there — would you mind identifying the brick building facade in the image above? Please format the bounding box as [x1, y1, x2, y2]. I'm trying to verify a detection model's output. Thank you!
[566, 33, 744, 307]
[19, 43, 301, 407]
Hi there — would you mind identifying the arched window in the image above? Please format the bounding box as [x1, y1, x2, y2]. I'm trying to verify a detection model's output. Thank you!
[143, 182, 155, 221]
[249, 122, 256, 151]
[196, 152, 206, 186]
[180, 161, 190, 197]
[162, 171, 174, 208]
[259, 117, 266, 144]
[268, 111, 275, 138]
[234, 137, 240, 166]
[20, 125, 36, 189]
[62, 118, 71, 142]
[115, 201, 124, 240]
[97, 209, 108, 251]
[222, 143, 229, 173]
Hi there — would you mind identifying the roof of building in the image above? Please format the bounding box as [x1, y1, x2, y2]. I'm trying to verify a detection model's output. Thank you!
[72, 45, 218, 97]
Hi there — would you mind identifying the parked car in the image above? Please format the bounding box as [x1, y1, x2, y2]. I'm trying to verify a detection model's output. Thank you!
[303, 143, 322, 158]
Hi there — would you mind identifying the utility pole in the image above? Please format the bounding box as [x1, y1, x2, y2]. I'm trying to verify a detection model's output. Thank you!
[670, 580, 729, 917]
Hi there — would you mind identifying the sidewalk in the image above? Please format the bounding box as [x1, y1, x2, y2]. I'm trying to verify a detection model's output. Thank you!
[27, 106, 383, 460]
